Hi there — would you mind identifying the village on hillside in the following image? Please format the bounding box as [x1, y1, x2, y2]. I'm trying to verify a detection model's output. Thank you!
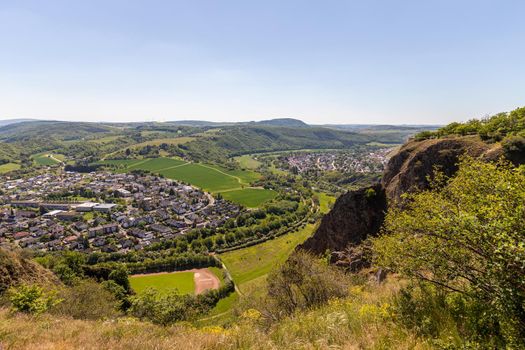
[0, 171, 240, 252]
[277, 148, 393, 174]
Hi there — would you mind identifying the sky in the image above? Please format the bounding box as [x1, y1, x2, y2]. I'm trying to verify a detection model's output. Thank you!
[0, 0, 524, 125]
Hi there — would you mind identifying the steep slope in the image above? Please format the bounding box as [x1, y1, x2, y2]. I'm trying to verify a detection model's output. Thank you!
[0, 249, 59, 293]
[301, 136, 501, 259]
[382, 136, 496, 201]
[299, 184, 387, 254]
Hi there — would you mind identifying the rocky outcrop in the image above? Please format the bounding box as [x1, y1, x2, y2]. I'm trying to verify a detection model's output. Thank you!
[300, 136, 501, 266]
[299, 184, 387, 254]
[382, 136, 494, 202]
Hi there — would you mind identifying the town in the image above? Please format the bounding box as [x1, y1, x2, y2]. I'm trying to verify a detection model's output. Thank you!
[0, 171, 240, 252]
[277, 148, 393, 174]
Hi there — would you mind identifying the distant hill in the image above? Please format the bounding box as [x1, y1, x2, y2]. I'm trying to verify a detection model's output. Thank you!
[0, 121, 116, 142]
[0, 119, 36, 128]
[252, 118, 310, 128]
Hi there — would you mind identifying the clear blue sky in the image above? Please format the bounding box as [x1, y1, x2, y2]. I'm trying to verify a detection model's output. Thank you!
[1, 0, 524, 124]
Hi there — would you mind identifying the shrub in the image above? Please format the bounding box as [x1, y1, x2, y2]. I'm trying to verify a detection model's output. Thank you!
[262, 250, 350, 322]
[9, 284, 61, 315]
[129, 288, 198, 325]
[373, 157, 525, 346]
[50, 280, 120, 320]
[502, 135, 525, 165]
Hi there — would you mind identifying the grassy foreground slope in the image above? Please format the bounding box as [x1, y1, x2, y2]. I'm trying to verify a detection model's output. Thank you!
[0, 278, 426, 350]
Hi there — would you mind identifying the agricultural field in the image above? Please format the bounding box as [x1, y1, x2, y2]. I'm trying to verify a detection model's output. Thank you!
[129, 271, 195, 295]
[158, 164, 240, 192]
[32, 153, 64, 166]
[127, 157, 186, 171]
[220, 188, 277, 208]
[128, 136, 195, 149]
[0, 163, 20, 173]
[98, 157, 275, 207]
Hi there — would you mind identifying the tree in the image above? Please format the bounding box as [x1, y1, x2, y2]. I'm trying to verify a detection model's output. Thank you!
[108, 266, 130, 292]
[372, 157, 525, 343]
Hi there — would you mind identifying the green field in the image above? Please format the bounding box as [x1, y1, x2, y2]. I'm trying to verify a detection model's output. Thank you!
[128, 157, 186, 171]
[0, 163, 21, 173]
[220, 188, 277, 208]
[318, 193, 335, 214]
[159, 164, 240, 192]
[32, 153, 64, 166]
[99, 157, 275, 207]
[220, 224, 315, 292]
[234, 155, 262, 170]
[129, 271, 195, 295]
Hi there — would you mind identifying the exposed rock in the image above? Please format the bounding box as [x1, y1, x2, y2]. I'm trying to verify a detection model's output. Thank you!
[299, 184, 387, 255]
[382, 136, 493, 202]
[300, 135, 503, 271]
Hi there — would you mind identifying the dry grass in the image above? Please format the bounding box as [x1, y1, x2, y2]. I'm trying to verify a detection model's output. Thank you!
[0, 277, 431, 350]
[0, 309, 225, 350]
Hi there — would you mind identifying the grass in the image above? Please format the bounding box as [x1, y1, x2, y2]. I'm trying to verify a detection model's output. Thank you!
[127, 157, 186, 171]
[208, 267, 226, 285]
[219, 188, 277, 208]
[98, 157, 274, 207]
[32, 153, 64, 166]
[318, 192, 335, 214]
[129, 137, 195, 148]
[159, 164, 240, 192]
[0, 276, 429, 349]
[0, 163, 20, 173]
[234, 155, 262, 170]
[129, 272, 195, 295]
[220, 224, 315, 291]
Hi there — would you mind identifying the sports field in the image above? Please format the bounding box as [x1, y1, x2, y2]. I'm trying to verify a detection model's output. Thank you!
[129, 271, 195, 295]
[99, 157, 275, 207]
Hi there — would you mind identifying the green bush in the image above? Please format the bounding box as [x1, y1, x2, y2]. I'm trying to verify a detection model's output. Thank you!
[373, 157, 525, 346]
[263, 251, 350, 322]
[9, 284, 61, 315]
[50, 280, 120, 320]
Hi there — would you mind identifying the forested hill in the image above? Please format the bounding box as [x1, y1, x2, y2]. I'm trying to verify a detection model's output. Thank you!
[179, 125, 375, 161]
[0, 119, 421, 166]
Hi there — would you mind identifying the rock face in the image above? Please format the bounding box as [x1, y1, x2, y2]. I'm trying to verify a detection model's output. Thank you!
[382, 136, 493, 201]
[299, 184, 387, 254]
[300, 136, 500, 263]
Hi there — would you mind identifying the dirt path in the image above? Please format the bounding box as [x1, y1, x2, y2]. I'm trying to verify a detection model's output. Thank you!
[130, 268, 220, 295]
[194, 268, 220, 294]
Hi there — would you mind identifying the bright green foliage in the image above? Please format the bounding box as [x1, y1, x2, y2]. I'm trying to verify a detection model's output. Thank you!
[9, 284, 61, 315]
[373, 157, 525, 344]
[415, 106, 525, 141]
